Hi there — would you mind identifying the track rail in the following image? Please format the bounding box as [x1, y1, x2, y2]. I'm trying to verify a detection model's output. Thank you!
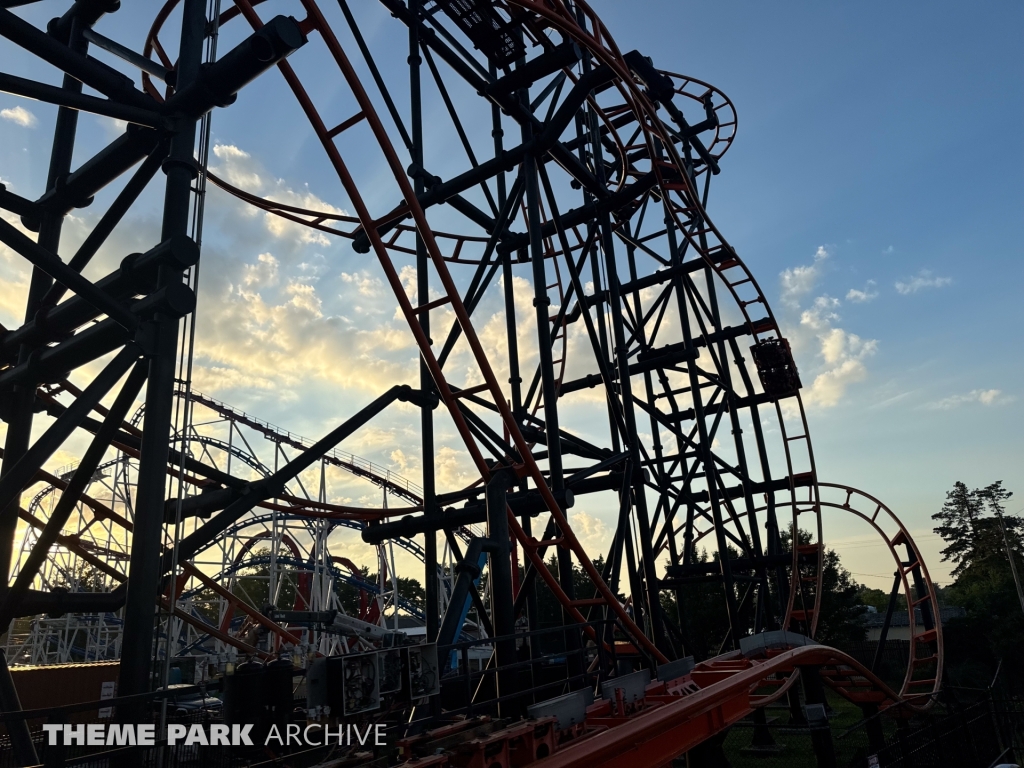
[186, 388, 423, 503]
[531, 643, 907, 768]
[396, 640, 923, 768]
[686, 482, 942, 705]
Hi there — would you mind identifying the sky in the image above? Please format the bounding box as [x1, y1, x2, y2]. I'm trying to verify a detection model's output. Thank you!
[1, 0, 1022, 597]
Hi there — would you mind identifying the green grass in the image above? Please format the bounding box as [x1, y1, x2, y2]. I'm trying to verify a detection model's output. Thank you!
[721, 692, 879, 768]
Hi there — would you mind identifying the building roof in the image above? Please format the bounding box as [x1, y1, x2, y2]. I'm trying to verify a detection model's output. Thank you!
[863, 606, 965, 628]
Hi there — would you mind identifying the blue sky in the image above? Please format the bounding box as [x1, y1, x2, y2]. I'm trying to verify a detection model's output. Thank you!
[1, 0, 1022, 593]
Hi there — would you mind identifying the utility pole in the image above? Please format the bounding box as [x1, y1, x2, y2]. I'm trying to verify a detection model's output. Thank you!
[994, 506, 1024, 619]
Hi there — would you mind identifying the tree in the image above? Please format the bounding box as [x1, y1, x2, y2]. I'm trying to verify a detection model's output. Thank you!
[933, 481, 1023, 602]
[523, 555, 621, 629]
[814, 548, 867, 646]
[933, 482, 1006, 577]
[660, 536, 867, 661]
[779, 530, 867, 647]
[855, 585, 906, 614]
[49, 561, 109, 592]
[230, 547, 297, 612]
[660, 548, 733, 661]
[360, 572, 426, 611]
[932, 481, 1024, 692]
[334, 565, 425, 617]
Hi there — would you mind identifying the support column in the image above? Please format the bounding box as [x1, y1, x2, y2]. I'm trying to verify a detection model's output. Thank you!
[860, 704, 886, 758]
[799, 665, 837, 768]
[871, 571, 901, 675]
[576, 104, 665, 653]
[408, 0, 439, 648]
[117, 0, 204, 699]
[486, 471, 516, 715]
[493, 80, 538, 653]
[522, 130, 581, 680]
[662, 203, 740, 650]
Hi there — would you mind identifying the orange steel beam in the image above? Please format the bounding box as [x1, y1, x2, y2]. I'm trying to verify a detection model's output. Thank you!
[178, 561, 306, 648]
[160, 596, 270, 660]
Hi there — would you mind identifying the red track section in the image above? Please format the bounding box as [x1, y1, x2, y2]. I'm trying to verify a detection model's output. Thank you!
[397, 643, 909, 768]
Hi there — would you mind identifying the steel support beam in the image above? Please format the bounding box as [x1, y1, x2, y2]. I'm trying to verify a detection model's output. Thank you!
[408, 0, 440, 650]
[486, 470, 517, 715]
[116, 0, 205, 699]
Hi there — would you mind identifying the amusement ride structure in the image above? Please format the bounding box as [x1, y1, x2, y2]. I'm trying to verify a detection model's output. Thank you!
[0, 0, 945, 764]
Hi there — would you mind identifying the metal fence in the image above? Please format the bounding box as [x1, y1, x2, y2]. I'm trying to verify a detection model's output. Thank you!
[871, 697, 1024, 768]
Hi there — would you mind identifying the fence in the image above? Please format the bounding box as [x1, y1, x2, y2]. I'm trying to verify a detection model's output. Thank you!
[871, 696, 1024, 768]
[0, 620, 629, 768]
[433, 618, 626, 720]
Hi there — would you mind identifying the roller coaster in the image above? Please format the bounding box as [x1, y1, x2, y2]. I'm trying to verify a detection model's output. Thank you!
[0, 0, 944, 764]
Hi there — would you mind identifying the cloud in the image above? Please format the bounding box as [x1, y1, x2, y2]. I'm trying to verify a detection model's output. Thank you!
[243, 252, 279, 287]
[846, 280, 878, 303]
[779, 245, 829, 307]
[193, 256, 419, 400]
[869, 390, 915, 410]
[568, 510, 612, 557]
[434, 445, 478, 494]
[777, 247, 878, 409]
[210, 143, 350, 248]
[895, 269, 952, 295]
[883, 245, 894, 255]
[0, 213, 34, 327]
[923, 389, 1014, 410]
[801, 327, 878, 407]
[390, 449, 410, 472]
[1, 106, 37, 128]
[341, 271, 384, 297]
[800, 295, 840, 330]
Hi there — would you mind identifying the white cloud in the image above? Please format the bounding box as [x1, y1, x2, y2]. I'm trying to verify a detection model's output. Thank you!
[243, 252, 279, 287]
[434, 445, 477, 494]
[568, 510, 612, 556]
[390, 449, 410, 472]
[779, 245, 829, 307]
[778, 247, 878, 409]
[895, 269, 952, 295]
[95, 115, 127, 139]
[800, 295, 841, 331]
[341, 270, 384, 297]
[846, 280, 878, 303]
[0, 213, 35, 327]
[1, 106, 37, 128]
[802, 328, 878, 407]
[210, 143, 349, 248]
[923, 389, 1013, 410]
[193, 263, 418, 400]
[870, 390, 915, 410]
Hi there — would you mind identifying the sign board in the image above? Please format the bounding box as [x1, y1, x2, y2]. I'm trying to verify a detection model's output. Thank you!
[98, 681, 116, 719]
